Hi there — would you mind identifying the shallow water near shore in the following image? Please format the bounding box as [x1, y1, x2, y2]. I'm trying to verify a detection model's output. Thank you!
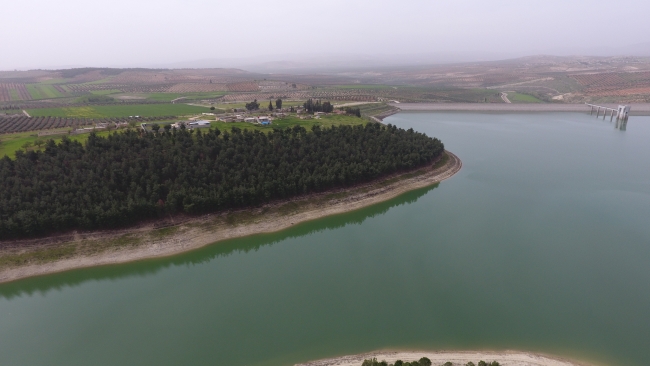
[1, 112, 650, 366]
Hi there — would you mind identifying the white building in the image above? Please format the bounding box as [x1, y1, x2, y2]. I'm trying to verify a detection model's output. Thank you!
[188, 120, 211, 129]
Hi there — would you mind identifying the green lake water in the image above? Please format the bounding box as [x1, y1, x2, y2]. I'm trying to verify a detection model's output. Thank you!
[1, 112, 649, 366]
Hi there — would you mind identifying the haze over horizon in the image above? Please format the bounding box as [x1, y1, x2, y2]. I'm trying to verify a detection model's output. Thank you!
[2, 0, 650, 71]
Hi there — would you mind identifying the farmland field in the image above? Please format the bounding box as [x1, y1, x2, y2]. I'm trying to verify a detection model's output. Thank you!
[27, 104, 210, 118]
[26, 84, 66, 100]
[507, 92, 543, 103]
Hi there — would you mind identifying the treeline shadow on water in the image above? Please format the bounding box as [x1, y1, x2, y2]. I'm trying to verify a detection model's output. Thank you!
[0, 183, 438, 300]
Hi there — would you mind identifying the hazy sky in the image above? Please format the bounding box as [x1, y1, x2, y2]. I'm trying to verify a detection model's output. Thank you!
[2, 0, 649, 70]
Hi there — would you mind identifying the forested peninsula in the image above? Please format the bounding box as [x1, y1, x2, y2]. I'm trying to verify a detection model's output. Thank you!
[0, 123, 444, 239]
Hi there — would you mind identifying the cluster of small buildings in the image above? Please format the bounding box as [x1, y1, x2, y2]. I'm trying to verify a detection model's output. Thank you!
[170, 120, 211, 129]
[218, 115, 273, 125]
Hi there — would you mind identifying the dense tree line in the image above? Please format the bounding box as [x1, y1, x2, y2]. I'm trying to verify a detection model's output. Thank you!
[303, 99, 334, 113]
[0, 123, 443, 238]
[361, 358, 500, 366]
[344, 106, 362, 117]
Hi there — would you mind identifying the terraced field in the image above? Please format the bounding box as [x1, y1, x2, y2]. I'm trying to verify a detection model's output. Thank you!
[0, 115, 173, 134]
[0, 84, 31, 101]
[571, 72, 650, 96]
[27, 104, 210, 118]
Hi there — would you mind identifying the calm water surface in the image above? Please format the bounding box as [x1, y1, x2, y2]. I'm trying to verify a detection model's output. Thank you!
[1, 113, 649, 366]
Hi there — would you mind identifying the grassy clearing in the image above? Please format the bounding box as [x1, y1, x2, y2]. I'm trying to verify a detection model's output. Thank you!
[27, 104, 210, 118]
[9, 90, 20, 101]
[0, 129, 121, 158]
[507, 92, 543, 103]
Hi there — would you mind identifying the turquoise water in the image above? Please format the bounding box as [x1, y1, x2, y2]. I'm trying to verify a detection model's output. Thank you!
[1, 112, 649, 366]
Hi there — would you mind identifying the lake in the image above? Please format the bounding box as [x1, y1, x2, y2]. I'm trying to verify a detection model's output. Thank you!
[1, 112, 649, 366]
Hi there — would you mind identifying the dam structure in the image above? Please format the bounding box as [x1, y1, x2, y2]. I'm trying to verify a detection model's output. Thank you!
[586, 103, 630, 122]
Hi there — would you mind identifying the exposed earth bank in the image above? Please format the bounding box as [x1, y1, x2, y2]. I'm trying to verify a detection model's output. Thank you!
[0, 151, 461, 284]
[296, 351, 594, 366]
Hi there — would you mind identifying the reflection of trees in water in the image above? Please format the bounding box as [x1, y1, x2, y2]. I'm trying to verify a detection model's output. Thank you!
[0, 183, 438, 299]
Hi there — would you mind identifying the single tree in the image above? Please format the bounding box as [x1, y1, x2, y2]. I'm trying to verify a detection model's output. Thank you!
[151, 124, 160, 133]
[420, 358, 432, 366]
[245, 99, 259, 111]
[268, 100, 274, 111]
[275, 98, 283, 109]
[210, 106, 215, 111]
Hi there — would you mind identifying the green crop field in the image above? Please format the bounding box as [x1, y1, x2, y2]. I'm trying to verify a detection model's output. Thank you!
[26, 84, 65, 100]
[26, 85, 42, 99]
[507, 92, 543, 103]
[9, 90, 20, 101]
[27, 104, 210, 118]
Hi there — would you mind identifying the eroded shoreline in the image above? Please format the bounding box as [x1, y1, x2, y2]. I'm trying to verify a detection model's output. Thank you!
[296, 350, 595, 366]
[0, 151, 461, 284]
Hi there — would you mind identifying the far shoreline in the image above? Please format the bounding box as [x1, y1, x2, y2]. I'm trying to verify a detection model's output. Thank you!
[295, 350, 598, 366]
[0, 151, 461, 284]
[389, 102, 650, 115]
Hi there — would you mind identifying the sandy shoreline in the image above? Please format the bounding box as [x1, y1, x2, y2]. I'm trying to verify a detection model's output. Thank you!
[390, 102, 650, 115]
[296, 350, 595, 366]
[0, 151, 461, 284]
